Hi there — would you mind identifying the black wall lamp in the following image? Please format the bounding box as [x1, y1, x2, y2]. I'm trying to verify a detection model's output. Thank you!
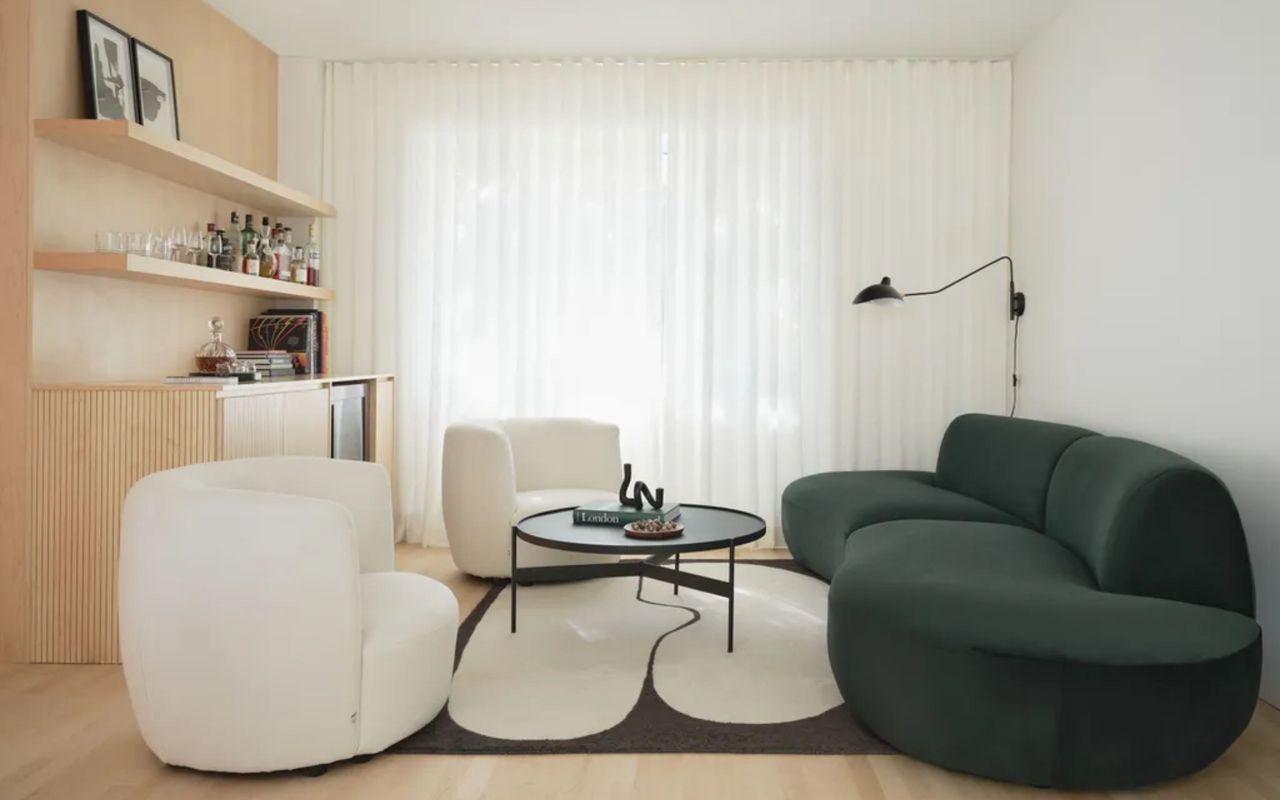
[852, 256, 1026, 415]
[851, 256, 1026, 320]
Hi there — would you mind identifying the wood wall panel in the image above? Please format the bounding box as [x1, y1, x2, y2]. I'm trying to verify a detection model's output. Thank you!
[31, 0, 282, 385]
[28, 388, 219, 663]
[0, 0, 33, 663]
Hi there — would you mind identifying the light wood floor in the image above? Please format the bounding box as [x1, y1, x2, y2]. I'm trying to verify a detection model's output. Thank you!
[2, 545, 1277, 800]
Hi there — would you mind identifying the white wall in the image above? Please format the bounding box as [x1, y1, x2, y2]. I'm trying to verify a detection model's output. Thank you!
[1012, 0, 1280, 702]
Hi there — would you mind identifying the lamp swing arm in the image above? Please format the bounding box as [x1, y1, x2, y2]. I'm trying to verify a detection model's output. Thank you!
[901, 256, 1011, 298]
[902, 256, 1025, 321]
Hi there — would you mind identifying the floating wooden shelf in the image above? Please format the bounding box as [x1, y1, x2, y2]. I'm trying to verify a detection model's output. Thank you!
[35, 252, 335, 301]
[34, 119, 336, 218]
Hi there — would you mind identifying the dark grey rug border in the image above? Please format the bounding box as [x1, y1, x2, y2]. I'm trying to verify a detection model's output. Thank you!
[388, 559, 893, 756]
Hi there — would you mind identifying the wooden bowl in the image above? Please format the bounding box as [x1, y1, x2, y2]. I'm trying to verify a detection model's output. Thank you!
[623, 521, 685, 540]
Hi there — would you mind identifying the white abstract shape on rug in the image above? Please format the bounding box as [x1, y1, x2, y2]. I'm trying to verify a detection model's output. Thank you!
[645, 562, 843, 724]
[447, 577, 688, 740]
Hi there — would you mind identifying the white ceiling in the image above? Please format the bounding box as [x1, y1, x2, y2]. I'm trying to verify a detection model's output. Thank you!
[207, 0, 1073, 61]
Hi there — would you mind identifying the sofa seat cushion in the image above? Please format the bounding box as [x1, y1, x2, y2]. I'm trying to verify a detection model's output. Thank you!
[837, 520, 1261, 666]
[781, 471, 1020, 579]
[829, 519, 1262, 788]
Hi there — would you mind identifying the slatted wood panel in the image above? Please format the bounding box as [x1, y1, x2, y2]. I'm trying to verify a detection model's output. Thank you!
[28, 389, 219, 663]
[221, 388, 330, 459]
[221, 393, 286, 459]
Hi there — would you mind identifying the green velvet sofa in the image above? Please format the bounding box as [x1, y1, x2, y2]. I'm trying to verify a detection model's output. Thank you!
[782, 414, 1260, 789]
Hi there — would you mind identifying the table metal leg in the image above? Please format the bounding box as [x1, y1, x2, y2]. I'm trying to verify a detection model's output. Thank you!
[510, 526, 517, 634]
[728, 544, 735, 653]
[674, 552, 680, 595]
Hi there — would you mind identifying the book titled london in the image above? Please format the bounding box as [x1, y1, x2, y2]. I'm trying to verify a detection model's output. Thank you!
[572, 501, 682, 526]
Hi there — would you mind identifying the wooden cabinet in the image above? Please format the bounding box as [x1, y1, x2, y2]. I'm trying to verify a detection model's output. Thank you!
[27, 375, 392, 663]
[222, 388, 331, 459]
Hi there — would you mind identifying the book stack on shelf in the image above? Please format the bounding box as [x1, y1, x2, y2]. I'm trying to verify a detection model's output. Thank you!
[237, 350, 296, 378]
[247, 309, 328, 375]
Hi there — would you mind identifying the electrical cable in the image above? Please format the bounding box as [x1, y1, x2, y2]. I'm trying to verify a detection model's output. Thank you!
[1009, 314, 1020, 417]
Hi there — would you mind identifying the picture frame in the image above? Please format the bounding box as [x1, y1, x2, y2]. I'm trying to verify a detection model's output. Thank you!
[130, 38, 180, 140]
[76, 10, 137, 122]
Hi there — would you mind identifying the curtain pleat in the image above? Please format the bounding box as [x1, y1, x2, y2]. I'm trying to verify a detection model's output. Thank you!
[323, 58, 1012, 547]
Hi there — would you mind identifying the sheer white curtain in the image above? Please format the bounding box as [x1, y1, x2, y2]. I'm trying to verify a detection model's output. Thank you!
[324, 58, 1011, 547]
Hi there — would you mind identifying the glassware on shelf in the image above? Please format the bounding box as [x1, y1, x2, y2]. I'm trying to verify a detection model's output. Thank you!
[126, 231, 153, 256]
[195, 317, 237, 374]
[95, 231, 124, 253]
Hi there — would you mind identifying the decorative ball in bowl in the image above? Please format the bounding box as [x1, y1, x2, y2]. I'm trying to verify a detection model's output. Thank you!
[623, 519, 685, 540]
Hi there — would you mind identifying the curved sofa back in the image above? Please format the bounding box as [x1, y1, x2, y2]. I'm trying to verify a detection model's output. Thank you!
[1045, 436, 1255, 616]
[936, 414, 1095, 528]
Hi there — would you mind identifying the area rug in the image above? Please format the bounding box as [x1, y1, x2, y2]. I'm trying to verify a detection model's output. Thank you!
[390, 560, 893, 755]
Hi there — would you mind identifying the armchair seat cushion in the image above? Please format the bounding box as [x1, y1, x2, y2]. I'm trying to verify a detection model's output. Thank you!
[357, 573, 458, 754]
[781, 471, 1019, 579]
[512, 488, 619, 569]
[511, 488, 616, 524]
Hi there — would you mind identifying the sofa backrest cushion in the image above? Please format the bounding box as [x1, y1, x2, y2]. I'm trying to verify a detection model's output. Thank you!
[935, 414, 1096, 529]
[1045, 436, 1254, 616]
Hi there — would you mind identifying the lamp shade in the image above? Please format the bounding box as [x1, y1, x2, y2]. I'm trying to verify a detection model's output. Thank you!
[852, 277, 904, 307]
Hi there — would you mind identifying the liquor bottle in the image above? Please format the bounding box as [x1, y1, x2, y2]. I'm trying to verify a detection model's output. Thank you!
[304, 223, 320, 286]
[204, 223, 218, 268]
[277, 227, 294, 282]
[214, 230, 236, 271]
[242, 213, 259, 275]
[226, 212, 242, 266]
[290, 228, 307, 284]
[257, 218, 275, 278]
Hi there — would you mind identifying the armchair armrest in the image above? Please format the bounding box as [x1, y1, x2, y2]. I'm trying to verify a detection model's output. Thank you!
[442, 421, 518, 576]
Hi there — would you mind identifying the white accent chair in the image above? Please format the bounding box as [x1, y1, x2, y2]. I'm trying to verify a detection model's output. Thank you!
[119, 457, 458, 774]
[443, 418, 623, 577]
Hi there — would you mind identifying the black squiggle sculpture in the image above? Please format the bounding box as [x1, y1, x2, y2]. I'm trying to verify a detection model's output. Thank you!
[617, 463, 665, 510]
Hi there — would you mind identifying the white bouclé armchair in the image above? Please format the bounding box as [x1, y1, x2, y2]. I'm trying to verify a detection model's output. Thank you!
[442, 418, 624, 577]
[119, 457, 458, 773]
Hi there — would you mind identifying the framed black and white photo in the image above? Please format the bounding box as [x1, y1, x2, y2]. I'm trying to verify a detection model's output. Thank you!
[76, 11, 136, 122]
[131, 39, 180, 139]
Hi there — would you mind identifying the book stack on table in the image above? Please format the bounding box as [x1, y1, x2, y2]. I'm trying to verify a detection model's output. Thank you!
[238, 350, 297, 378]
[573, 501, 682, 526]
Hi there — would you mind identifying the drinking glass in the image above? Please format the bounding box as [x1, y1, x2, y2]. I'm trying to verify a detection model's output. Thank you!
[127, 232, 153, 256]
[95, 231, 124, 253]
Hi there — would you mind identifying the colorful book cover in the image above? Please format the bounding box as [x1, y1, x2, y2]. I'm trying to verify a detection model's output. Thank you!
[248, 314, 316, 374]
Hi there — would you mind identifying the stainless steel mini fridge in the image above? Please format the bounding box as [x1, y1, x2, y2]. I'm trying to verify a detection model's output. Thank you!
[330, 382, 367, 461]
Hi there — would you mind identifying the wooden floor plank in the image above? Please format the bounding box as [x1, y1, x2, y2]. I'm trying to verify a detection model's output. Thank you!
[0, 544, 1275, 800]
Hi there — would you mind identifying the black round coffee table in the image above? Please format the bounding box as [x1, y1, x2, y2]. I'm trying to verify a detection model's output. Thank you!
[511, 504, 766, 652]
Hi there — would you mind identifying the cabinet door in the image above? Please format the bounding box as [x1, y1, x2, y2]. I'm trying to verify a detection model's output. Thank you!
[221, 388, 331, 459]
[282, 388, 331, 457]
[222, 393, 286, 459]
